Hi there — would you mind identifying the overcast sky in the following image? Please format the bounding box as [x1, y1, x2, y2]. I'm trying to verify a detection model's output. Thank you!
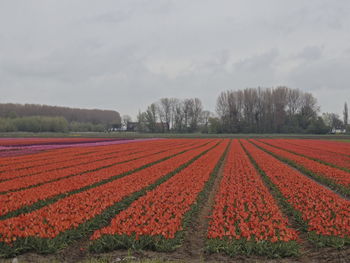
[1, 0, 350, 118]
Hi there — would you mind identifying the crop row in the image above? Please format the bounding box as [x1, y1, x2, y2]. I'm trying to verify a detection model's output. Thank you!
[0, 138, 118, 161]
[0, 139, 170, 172]
[259, 139, 350, 170]
[0, 138, 159, 166]
[206, 140, 299, 257]
[0, 144, 92, 167]
[241, 140, 350, 247]
[0, 140, 184, 190]
[0, 140, 209, 218]
[251, 140, 350, 195]
[1, 138, 349, 258]
[0, 148, 98, 173]
[0, 139, 220, 256]
[90, 139, 228, 252]
[0, 142, 108, 168]
[283, 139, 350, 157]
[0, 140, 140, 174]
[0, 139, 173, 182]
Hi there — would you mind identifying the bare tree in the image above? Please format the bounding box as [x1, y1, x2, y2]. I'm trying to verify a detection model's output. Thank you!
[137, 111, 148, 132]
[261, 88, 274, 132]
[272, 86, 288, 132]
[299, 92, 319, 129]
[216, 91, 229, 121]
[140, 97, 205, 133]
[344, 102, 348, 128]
[145, 103, 158, 132]
[173, 100, 184, 132]
[138, 87, 322, 134]
[182, 99, 193, 131]
[323, 113, 343, 131]
[243, 88, 258, 131]
[215, 87, 320, 133]
[216, 90, 243, 133]
[157, 98, 172, 131]
[286, 89, 302, 117]
[200, 110, 212, 133]
[189, 98, 203, 132]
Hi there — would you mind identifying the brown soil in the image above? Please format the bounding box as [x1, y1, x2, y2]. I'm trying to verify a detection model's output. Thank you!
[175, 140, 230, 262]
[2, 246, 350, 263]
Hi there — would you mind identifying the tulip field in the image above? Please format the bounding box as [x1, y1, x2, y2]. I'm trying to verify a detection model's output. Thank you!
[0, 137, 349, 260]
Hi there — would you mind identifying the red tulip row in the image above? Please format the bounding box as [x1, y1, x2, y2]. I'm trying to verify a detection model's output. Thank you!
[0, 139, 219, 244]
[207, 140, 298, 243]
[251, 140, 350, 189]
[0, 139, 175, 176]
[0, 140, 140, 174]
[0, 139, 120, 167]
[241, 140, 350, 241]
[284, 139, 350, 157]
[0, 140, 183, 191]
[0, 140, 130, 170]
[259, 139, 350, 170]
[0, 138, 169, 170]
[0, 139, 208, 217]
[0, 145, 94, 168]
[90, 139, 229, 242]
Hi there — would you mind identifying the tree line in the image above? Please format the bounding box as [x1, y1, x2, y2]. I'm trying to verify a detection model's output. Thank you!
[136, 87, 349, 134]
[136, 98, 209, 133]
[322, 103, 349, 132]
[1, 88, 348, 134]
[0, 103, 121, 133]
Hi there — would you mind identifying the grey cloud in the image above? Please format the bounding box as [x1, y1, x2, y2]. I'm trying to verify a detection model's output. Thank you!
[88, 11, 132, 24]
[2, 43, 143, 83]
[234, 49, 279, 72]
[344, 48, 350, 55]
[0, 0, 350, 118]
[286, 56, 350, 112]
[296, 46, 323, 60]
[288, 57, 350, 92]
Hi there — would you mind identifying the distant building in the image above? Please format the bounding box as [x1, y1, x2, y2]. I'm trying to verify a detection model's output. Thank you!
[330, 128, 346, 134]
[126, 122, 139, 132]
[107, 123, 122, 132]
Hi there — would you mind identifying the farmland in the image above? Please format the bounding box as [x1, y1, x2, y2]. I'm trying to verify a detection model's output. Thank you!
[0, 137, 349, 262]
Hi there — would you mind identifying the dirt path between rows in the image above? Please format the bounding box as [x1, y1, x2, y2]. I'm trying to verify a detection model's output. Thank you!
[175, 141, 230, 262]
